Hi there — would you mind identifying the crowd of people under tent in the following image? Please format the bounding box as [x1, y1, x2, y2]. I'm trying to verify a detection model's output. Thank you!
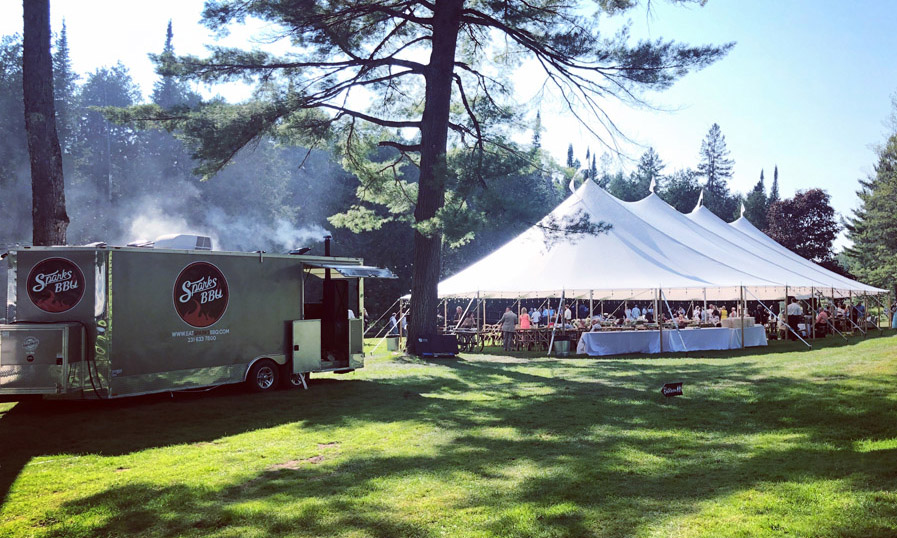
[377, 296, 897, 340]
[444, 297, 897, 338]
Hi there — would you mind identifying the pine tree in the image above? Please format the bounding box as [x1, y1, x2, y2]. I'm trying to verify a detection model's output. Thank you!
[23, 0, 68, 245]
[531, 111, 541, 151]
[844, 133, 897, 288]
[52, 20, 78, 153]
[696, 123, 737, 219]
[635, 147, 665, 195]
[566, 143, 575, 168]
[743, 169, 768, 229]
[696, 123, 734, 194]
[589, 154, 597, 184]
[770, 165, 780, 202]
[151, 21, 199, 109]
[111, 0, 732, 353]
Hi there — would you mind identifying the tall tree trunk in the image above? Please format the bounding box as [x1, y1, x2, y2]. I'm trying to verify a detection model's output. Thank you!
[23, 0, 68, 246]
[406, 0, 464, 355]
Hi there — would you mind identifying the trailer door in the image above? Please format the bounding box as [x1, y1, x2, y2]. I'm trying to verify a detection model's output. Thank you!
[0, 323, 83, 395]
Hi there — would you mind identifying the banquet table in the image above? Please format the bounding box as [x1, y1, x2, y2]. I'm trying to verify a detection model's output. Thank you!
[576, 326, 767, 356]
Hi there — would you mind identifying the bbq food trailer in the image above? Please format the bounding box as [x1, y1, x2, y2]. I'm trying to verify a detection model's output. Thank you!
[0, 240, 394, 399]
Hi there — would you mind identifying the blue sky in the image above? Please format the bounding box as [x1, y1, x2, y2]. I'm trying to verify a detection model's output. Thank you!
[3, 1, 896, 248]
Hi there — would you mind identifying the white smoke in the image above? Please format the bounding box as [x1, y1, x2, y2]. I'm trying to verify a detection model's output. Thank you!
[203, 207, 328, 252]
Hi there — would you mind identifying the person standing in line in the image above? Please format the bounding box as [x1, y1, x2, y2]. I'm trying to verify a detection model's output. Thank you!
[564, 304, 572, 323]
[499, 307, 518, 352]
[388, 313, 399, 335]
[519, 307, 531, 329]
[631, 304, 641, 320]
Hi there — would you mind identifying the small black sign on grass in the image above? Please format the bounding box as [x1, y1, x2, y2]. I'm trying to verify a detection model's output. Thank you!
[661, 382, 683, 397]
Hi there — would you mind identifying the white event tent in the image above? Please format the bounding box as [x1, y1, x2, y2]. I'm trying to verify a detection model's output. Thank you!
[437, 180, 885, 303]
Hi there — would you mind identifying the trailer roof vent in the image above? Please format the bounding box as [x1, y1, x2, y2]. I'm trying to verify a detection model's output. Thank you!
[153, 234, 213, 251]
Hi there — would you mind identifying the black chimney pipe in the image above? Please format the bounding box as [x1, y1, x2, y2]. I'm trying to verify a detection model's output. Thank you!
[324, 235, 332, 257]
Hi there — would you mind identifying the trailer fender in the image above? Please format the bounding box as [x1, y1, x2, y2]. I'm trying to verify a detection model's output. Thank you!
[243, 354, 287, 382]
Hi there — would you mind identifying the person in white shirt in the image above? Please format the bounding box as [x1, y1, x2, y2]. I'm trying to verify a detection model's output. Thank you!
[531, 308, 541, 326]
[564, 304, 572, 322]
[786, 298, 803, 340]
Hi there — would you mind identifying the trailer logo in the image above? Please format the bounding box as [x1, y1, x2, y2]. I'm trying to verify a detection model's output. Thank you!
[174, 262, 229, 328]
[26, 257, 85, 313]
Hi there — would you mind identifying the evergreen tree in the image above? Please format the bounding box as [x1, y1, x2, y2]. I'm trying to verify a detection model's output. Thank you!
[770, 165, 780, 203]
[634, 147, 665, 195]
[597, 152, 614, 189]
[531, 111, 541, 151]
[52, 20, 78, 153]
[74, 64, 143, 204]
[151, 21, 199, 110]
[696, 123, 737, 219]
[566, 143, 575, 169]
[0, 35, 30, 244]
[589, 154, 597, 184]
[844, 132, 897, 288]
[697, 123, 734, 193]
[742, 169, 768, 229]
[658, 168, 701, 213]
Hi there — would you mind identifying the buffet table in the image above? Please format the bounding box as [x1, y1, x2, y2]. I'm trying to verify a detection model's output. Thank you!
[576, 326, 767, 356]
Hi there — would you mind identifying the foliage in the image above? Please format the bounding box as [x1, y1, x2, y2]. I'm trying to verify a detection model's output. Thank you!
[658, 168, 701, 212]
[769, 164, 780, 205]
[743, 169, 768, 229]
[696, 122, 737, 219]
[766, 188, 841, 263]
[107, 0, 732, 351]
[1, 335, 896, 537]
[844, 132, 897, 288]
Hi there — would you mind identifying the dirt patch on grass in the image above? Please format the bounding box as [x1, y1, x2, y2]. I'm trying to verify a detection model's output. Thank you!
[317, 442, 340, 449]
[268, 455, 326, 470]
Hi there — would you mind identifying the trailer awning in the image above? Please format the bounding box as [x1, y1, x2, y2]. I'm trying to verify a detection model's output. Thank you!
[306, 263, 397, 279]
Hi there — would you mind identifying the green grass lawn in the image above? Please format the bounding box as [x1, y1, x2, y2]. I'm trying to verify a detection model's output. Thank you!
[2, 334, 896, 537]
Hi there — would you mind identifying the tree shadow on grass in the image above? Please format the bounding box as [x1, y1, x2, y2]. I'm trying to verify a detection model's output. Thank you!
[2, 343, 897, 536]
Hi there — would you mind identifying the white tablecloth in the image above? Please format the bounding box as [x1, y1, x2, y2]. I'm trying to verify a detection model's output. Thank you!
[576, 326, 767, 356]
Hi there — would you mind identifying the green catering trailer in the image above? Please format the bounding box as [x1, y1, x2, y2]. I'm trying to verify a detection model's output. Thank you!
[0, 243, 394, 399]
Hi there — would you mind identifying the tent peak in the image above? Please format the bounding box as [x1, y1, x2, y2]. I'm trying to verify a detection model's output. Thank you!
[692, 189, 704, 212]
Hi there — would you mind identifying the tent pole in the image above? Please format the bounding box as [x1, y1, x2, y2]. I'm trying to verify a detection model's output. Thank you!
[784, 284, 788, 341]
[811, 287, 816, 340]
[849, 290, 853, 333]
[444, 300, 448, 332]
[809, 289, 849, 342]
[703, 289, 707, 323]
[864, 294, 870, 336]
[745, 287, 811, 349]
[867, 293, 888, 332]
[589, 290, 594, 320]
[658, 288, 663, 353]
[547, 291, 564, 357]
[741, 285, 745, 349]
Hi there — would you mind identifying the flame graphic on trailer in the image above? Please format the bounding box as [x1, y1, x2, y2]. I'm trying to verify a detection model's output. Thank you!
[173, 262, 229, 328]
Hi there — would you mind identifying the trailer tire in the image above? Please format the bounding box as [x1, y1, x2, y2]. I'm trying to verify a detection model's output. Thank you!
[246, 359, 279, 393]
[281, 370, 308, 389]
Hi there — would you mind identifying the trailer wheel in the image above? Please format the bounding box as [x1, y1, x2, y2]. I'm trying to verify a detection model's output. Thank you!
[282, 371, 308, 389]
[247, 359, 279, 392]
